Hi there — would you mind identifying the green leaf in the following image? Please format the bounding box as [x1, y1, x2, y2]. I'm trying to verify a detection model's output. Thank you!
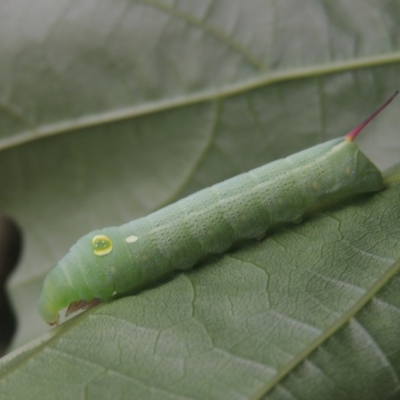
[1, 0, 400, 398]
[2, 182, 400, 399]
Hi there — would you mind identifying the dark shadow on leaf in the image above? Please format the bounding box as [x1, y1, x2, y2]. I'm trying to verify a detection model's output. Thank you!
[0, 215, 23, 357]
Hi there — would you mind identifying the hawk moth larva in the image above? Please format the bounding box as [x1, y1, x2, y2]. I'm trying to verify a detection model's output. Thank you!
[37, 92, 398, 325]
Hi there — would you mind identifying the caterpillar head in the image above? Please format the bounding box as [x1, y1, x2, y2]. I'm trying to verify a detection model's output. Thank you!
[37, 227, 139, 325]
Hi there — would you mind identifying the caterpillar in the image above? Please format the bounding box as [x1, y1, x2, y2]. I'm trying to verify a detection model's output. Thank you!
[37, 92, 398, 325]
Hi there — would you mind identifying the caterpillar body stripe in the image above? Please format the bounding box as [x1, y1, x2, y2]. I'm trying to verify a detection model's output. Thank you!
[37, 92, 398, 325]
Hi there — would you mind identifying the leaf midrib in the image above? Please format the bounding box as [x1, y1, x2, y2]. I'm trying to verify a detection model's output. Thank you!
[1, 52, 400, 152]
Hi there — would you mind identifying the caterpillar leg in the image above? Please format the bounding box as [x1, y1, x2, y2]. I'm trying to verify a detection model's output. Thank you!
[291, 216, 303, 225]
[255, 232, 266, 241]
[65, 298, 101, 317]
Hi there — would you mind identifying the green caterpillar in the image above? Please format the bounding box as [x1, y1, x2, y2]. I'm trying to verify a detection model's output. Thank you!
[37, 92, 398, 325]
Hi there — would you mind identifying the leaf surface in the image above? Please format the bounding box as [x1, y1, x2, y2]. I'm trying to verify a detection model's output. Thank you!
[1, 1, 400, 398]
[2, 182, 400, 399]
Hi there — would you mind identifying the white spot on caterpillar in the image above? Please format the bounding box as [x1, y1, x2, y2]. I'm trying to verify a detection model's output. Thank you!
[126, 235, 138, 243]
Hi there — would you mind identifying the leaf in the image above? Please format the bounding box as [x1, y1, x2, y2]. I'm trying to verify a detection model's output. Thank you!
[2, 181, 400, 399]
[1, 0, 400, 398]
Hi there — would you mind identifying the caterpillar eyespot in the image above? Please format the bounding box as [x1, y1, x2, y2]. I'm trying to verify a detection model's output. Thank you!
[92, 235, 113, 256]
[37, 92, 398, 325]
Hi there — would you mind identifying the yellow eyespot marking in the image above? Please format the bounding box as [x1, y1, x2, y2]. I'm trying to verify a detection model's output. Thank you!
[125, 235, 138, 243]
[92, 235, 113, 256]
